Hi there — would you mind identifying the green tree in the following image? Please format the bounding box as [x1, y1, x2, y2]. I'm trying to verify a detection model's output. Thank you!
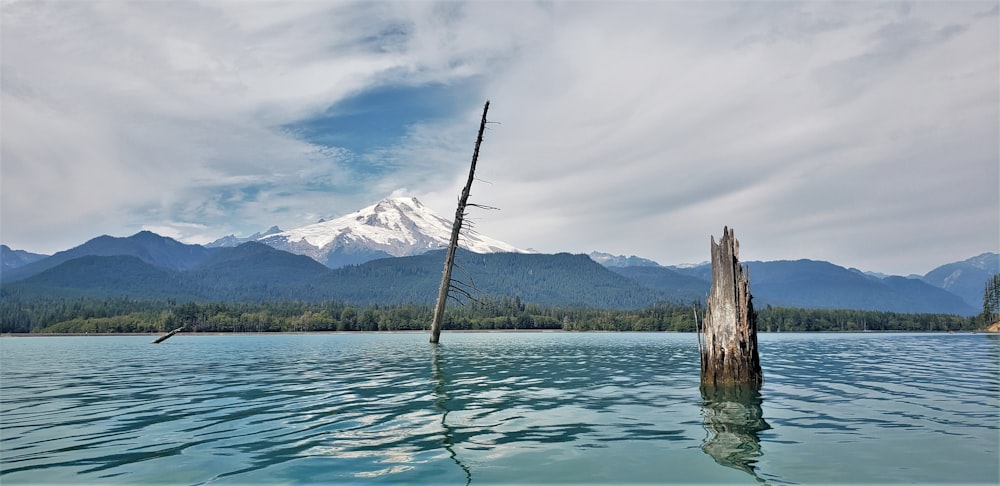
[981, 273, 1000, 328]
[341, 306, 358, 331]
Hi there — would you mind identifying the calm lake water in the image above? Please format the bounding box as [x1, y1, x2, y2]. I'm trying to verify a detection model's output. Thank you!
[1, 332, 997, 484]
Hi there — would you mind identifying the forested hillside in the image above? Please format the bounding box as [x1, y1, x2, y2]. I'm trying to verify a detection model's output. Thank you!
[309, 250, 665, 307]
[1, 231, 213, 282]
[0, 295, 975, 335]
[2, 232, 988, 319]
[2, 247, 668, 309]
[667, 259, 976, 315]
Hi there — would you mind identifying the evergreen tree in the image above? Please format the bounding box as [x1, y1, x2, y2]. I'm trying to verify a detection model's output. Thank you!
[981, 273, 1000, 328]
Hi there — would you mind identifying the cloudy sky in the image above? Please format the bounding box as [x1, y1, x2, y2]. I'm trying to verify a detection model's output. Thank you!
[2, 1, 997, 275]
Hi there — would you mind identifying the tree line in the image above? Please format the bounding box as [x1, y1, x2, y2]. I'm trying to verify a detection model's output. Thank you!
[0, 293, 980, 334]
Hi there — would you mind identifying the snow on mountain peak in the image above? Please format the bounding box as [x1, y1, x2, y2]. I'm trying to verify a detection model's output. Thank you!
[206, 226, 282, 248]
[259, 196, 523, 266]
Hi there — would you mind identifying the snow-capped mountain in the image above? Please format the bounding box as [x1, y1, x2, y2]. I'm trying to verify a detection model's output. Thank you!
[588, 251, 661, 267]
[206, 226, 282, 248]
[258, 197, 524, 268]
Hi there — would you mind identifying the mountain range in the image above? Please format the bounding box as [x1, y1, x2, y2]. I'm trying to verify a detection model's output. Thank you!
[1, 197, 995, 316]
[1, 245, 47, 271]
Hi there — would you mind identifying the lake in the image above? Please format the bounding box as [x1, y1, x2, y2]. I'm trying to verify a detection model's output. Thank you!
[1, 332, 997, 484]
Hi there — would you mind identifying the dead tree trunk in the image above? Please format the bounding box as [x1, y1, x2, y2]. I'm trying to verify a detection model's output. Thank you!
[151, 326, 184, 344]
[430, 100, 490, 344]
[700, 226, 762, 387]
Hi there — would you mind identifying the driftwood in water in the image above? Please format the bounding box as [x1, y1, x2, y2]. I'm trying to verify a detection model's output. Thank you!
[699, 227, 762, 387]
[430, 100, 491, 344]
[152, 327, 184, 344]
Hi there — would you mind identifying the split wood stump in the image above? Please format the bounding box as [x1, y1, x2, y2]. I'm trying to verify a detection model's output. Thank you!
[699, 226, 762, 388]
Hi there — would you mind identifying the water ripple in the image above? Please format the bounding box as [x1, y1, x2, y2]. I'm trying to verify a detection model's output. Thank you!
[1, 333, 997, 484]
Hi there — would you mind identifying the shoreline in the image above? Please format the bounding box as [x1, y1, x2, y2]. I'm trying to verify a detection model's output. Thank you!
[1, 330, 989, 337]
[0, 329, 572, 337]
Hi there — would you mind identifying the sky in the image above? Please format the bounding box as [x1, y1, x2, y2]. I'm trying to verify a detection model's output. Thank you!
[2, 1, 997, 276]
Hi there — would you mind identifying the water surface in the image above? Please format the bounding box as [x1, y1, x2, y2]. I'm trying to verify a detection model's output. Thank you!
[1, 332, 997, 484]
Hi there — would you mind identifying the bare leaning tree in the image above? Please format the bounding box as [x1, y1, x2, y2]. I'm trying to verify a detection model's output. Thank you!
[429, 100, 491, 344]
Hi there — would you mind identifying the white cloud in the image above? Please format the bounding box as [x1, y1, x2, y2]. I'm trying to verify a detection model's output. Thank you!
[2, 1, 996, 275]
[429, 1, 999, 274]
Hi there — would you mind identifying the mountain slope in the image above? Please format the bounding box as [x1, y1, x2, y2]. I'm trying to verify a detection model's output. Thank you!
[1, 245, 48, 271]
[921, 252, 999, 309]
[588, 251, 661, 267]
[259, 197, 523, 268]
[1, 225, 989, 316]
[1, 231, 215, 283]
[206, 226, 282, 248]
[184, 242, 331, 300]
[306, 250, 665, 308]
[14, 255, 185, 299]
[661, 259, 976, 315]
[743, 260, 975, 315]
[607, 266, 710, 302]
[2, 246, 666, 309]
[5, 243, 331, 302]
[879, 276, 976, 315]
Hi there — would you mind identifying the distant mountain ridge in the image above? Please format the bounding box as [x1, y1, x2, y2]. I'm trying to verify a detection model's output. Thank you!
[588, 251, 660, 267]
[921, 252, 999, 309]
[1, 231, 214, 283]
[312, 250, 663, 308]
[606, 266, 709, 302]
[2, 238, 661, 309]
[605, 259, 976, 316]
[206, 226, 282, 248]
[20, 254, 185, 300]
[0, 228, 988, 315]
[743, 259, 974, 315]
[1, 194, 994, 316]
[1, 245, 47, 271]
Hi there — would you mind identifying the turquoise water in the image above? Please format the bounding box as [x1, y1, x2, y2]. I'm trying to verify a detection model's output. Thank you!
[1, 332, 997, 484]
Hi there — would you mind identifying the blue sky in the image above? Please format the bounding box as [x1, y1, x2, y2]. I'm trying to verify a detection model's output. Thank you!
[286, 81, 480, 154]
[2, 0, 997, 275]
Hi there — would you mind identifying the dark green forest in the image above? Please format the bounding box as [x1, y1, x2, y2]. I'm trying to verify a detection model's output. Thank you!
[2, 250, 666, 309]
[0, 293, 977, 335]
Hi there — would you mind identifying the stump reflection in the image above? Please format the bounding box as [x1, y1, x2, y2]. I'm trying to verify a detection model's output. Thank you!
[700, 385, 770, 481]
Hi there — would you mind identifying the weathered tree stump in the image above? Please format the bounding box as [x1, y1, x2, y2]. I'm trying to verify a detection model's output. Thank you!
[699, 227, 762, 387]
